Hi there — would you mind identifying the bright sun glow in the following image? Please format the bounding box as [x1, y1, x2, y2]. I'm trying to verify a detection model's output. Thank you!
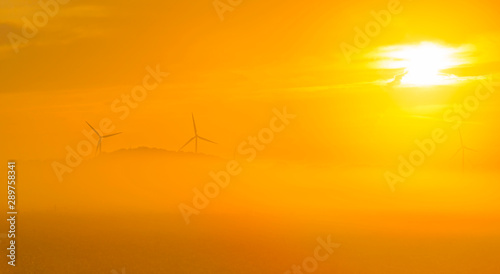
[380, 42, 468, 86]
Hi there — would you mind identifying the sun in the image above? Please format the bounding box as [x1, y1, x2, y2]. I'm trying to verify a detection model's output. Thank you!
[397, 43, 457, 85]
[379, 42, 466, 86]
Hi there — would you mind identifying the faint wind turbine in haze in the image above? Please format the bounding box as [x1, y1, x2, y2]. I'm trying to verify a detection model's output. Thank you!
[452, 129, 476, 171]
[178, 113, 216, 153]
[86, 121, 122, 155]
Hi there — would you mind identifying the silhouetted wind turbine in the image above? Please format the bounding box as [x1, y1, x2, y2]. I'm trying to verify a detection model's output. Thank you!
[452, 129, 476, 171]
[86, 122, 122, 155]
[178, 113, 216, 153]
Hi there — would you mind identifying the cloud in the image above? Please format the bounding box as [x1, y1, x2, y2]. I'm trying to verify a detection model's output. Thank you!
[387, 70, 408, 87]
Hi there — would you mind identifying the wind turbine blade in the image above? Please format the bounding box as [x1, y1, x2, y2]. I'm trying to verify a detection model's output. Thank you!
[451, 148, 462, 160]
[192, 113, 197, 134]
[178, 136, 195, 151]
[96, 139, 102, 155]
[462, 149, 465, 171]
[86, 121, 101, 137]
[458, 129, 464, 146]
[198, 136, 217, 144]
[103, 132, 122, 138]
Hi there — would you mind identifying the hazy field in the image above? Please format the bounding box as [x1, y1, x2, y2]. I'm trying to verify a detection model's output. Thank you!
[2, 151, 500, 273]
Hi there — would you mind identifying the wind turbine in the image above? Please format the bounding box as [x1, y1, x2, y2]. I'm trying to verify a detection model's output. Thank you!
[178, 113, 216, 153]
[86, 122, 122, 155]
[452, 129, 476, 171]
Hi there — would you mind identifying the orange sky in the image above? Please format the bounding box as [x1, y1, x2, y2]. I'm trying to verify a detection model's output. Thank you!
[1, 0, 500, 168]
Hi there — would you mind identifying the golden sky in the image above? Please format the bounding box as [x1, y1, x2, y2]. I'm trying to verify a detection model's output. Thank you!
[1, 0, 500, 170]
